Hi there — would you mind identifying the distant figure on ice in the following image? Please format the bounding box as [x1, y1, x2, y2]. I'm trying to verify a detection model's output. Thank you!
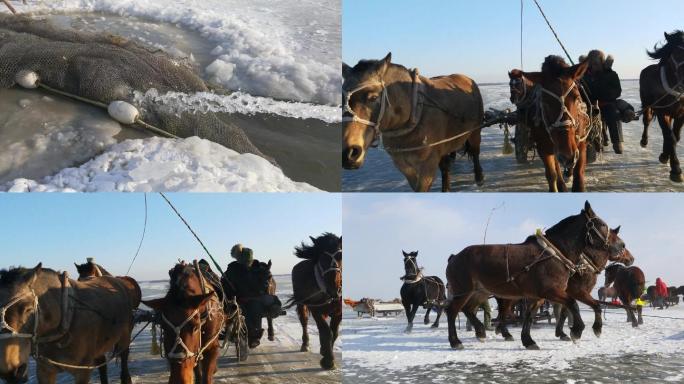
[580, 50, 634, 154]
[655, 277, 669, 309]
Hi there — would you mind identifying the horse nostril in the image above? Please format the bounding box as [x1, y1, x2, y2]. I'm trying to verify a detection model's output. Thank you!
[346, 146, 363, 162]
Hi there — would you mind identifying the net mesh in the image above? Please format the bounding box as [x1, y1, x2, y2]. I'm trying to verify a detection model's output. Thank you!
[0, 15, 271, 162]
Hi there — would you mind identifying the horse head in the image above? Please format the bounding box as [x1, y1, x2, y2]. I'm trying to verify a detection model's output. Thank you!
[649, 31, 684, 79]
[0, 264, 45, 384]
[581, 201, 634, 267]
[342, 52, 413, 169]
[508, 70, 535, 106]
[251, 260, 274, 296]
[402, 250, 419, 277]
[318, 235, 342, 299]
[513, 56, 589, 171]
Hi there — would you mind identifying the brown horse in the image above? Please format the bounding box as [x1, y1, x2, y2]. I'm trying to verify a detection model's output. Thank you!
[509, 56, 590, 192]
[342, 53, 484, 192]
[598, 285, 619, 302]
[604, 264, 646, 327]
[0, 263, 140, 384]
[143, 261, 224, 384]
[445, 201, 633, 350]
[286, 233, 341, 370]
[639, 31, 684, 182]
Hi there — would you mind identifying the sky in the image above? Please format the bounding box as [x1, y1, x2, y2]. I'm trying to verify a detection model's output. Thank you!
[343, 193, 684, 299]
[0, 193, 341, 280]
[343, 0, 684, 83]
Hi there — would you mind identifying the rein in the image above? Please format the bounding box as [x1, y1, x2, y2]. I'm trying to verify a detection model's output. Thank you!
[638, 45, 684, 114]
[343, 68, 481, 152]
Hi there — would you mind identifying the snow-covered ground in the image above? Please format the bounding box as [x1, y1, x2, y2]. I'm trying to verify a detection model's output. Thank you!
[342, 80, 684, 192]
[1, 1, 341, 192]
[342, 304, 684, 383]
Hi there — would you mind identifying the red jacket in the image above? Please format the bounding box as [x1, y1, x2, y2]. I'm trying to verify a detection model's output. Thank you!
[656, 278, 668, 297]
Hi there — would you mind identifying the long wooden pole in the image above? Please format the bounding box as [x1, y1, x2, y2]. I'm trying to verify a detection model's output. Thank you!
[2, 0, 17, 14]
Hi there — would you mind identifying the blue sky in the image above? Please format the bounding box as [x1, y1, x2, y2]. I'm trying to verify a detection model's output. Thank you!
[0, 193, 341, 280]
[343, 0, 684, 83]
[343, 193, 684, 299]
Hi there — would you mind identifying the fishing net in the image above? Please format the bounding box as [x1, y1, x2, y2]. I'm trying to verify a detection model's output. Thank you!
[0, 15, 271, 162]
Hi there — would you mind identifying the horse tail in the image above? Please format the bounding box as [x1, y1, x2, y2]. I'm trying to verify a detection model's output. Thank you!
[283, 295, 297, 310]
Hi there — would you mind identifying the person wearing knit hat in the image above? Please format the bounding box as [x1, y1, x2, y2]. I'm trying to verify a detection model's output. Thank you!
[581, 49, 629, 154]
[230, 243, 254, 267]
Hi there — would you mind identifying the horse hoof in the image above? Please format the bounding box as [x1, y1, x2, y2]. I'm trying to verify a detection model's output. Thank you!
[640, 138, 648, 148]
[450, 342, 464, 350]
[300, 345, 310, 352]
[525, 344, 540, 350]
[268, 335, 275, 341]
[424, 320, 430, 325]
[431, 323, 439, 328]
[593, 329, 601, 338]
[559, 335, 571, 341]
[477, 337, 486, 343]
[320, 358, 336, 370]
[659, 153, 670, 164]
[504, 336, 514, 342]
[670, 172, 684, 183]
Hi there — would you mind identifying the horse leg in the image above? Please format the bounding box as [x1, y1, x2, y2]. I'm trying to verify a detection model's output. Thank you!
[541, 154, 559, 192]
[432, 305, 444, 328]
[267, 315, 275, 341]
[494, 298, 514, 341]
[119, 347, 132, 384]
[330, 307, 342, 344]
[415, 165, 437, 192]
[73, 370, 93, 384]
[463, 308, 486, 341]
[553, 160, 568, 192]
[572, 290, 602, 337]
[621, 294, 638, 328]
[424, 305, 432, 325]
[36, 363, 58, 384]
[674, 116, 683, 143]
[297, 304, 310, 352]
[96, 356, 108, 384]
[520, 299, 542, 350]
[439, 154, 452, 192]
[405, 303, 419, 332]
[658, 114, 683, 181]
[311, 310, 335, 370]
[641, 107, 653, 147]
[467, 131, 485, 186]
[637, 305, 644, 325]
[202, 345, 220, 384]
[446, 292, 474, 349]
[571, 143, 587, 192]
[555, 305, 571, 341]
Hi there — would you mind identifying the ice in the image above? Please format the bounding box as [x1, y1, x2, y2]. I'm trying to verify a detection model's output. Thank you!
[7, 0, 341, 106]
[3, 136, 319, 192]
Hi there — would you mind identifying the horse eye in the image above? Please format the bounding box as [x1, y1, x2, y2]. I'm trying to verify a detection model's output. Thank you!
[367, 94, 379, 102]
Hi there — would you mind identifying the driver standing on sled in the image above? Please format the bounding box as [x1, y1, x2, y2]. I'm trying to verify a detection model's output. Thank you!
[580, 50, 635, 154]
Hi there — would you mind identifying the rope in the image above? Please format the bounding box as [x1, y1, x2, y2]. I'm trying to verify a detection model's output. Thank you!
[126, 193, 147, 276]
[578, 307, 684, 321]
[34, 82, 179, 139]
[2, 0, 17, 14]
[158, 192, 223, 275]
[520, 0, 524, 69]
[532, 0, 574, 65]
[483, 202, 505, 245]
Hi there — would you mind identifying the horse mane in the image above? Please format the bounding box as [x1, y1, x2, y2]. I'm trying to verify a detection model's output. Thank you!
[351, 59, 408, 76]
[605, 264, 623, 274]
[294, 232, 340, 260]
[541, 55, 569, 77]
[648, 30, 684, 63]
[0, 266, 57, 287]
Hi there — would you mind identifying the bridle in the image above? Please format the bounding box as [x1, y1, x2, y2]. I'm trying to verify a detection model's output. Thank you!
[342, 80, 391, 147]
[314, 249, 342, 297]
[402, 256, 422, 284]
[160, 265, 224, 364]
[510, 76, 534, 107]
[658, 45, 684, 103]
[0, 290, 39, 342]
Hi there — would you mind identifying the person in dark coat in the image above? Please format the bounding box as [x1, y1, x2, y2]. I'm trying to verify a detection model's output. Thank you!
[581, 50, 627, 154]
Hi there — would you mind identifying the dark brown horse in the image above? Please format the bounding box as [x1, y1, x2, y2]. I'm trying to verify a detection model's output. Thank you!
[143, 261, 224, 384]
[286, 233, 341, 370]
[509, 56, 590, 192]
[445, 201, 633, 350]
[604, 264, 646, 327]
[0, 264, 140, 384]
[342, 53, 484, 192]
[639, 31, 684, 182]
[74, 259, 112, 280]
[399, 251, 445, 332]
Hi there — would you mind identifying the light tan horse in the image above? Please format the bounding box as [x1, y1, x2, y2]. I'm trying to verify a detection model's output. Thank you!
[0, 263, 141, 384]
[639, 31, 684, 182]
[342, 53, 484, 192]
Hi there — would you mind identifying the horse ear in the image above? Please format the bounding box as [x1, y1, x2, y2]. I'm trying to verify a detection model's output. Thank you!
[268, 259, 272, 268]
[665, 32, 671, 42]
[378, 52, 392, 77]
[584, 200, 595, 217]
[343, 62, 352, 79]
[310, 236, 316, 243]
[613, 225, 621, 234]
[566, 61, 588, 80]
[402, 250, 408, 256]
[521, 71, 543, 84]
[27, 263, 42, 286]
[509, 69, 522, 79]
[142, 298, 166, 311]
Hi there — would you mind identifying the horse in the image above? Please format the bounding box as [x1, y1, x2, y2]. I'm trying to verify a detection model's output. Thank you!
[639, 31, 684, 182]
[286, 232, 341, 370]
[604, 264, 646, 327]
[74, 259, 112, 280]
[445, 201, 634, 350]
[342, 53, 484, 192]
[508, 56, 591, 192]
[399, 251, 446, 332]
[0, 263, 140, 384]
[598, 285, 619, 302]
[667, 287, 680, 306]
[143, 261, 224, 384]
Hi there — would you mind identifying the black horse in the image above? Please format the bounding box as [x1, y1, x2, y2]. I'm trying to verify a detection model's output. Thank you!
[400, 251, 446, 332]
[222, 259, 282, 349]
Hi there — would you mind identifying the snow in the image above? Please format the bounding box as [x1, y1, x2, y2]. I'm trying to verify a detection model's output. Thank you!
[5, 0, 341, 106]
[342, 304, 684, 373]
[3, 136, 319, 192]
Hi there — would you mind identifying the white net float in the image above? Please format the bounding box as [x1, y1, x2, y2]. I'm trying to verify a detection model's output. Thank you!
[108, 101, 140, 125]
[15, 70, 39, 89]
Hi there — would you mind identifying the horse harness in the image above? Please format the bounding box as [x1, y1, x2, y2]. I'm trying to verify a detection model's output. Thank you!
[293, 248, 342, 308]
[654, 45, 684, 109]
[343, 68, 480, 152]
[401, 257, 444, 306]
[160, 262, 224, 364]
